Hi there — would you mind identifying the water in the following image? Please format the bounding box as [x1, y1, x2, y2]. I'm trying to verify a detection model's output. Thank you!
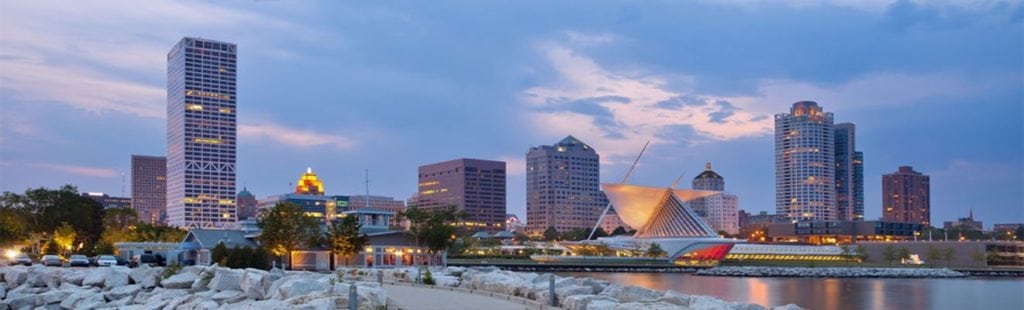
[557, 272, 1024, 310]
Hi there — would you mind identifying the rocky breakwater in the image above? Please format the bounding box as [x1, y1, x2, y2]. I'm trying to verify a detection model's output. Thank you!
[696, 266, 965, 278]
[0, 264, 387, 310]
[379, 266, 804, 310]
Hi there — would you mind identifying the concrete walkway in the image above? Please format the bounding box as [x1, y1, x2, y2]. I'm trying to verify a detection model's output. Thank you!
[383, 284, 536, 310]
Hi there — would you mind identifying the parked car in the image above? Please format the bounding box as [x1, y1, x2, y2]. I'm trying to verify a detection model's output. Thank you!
[96, 255, 119, 267]
[68, 255, 90, 267]
[129, 254, 158, 267]
[41, 255, 63, 267]
[116, 256, 129, 266]
[10, 253, 32, 266]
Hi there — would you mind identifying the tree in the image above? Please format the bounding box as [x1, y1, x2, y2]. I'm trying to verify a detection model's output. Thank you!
[882, 245, 897, 265]
[1, 186, 104, 255]
[53, 222, 77, 256]
[970, 248, 985, 267]
[211, 242, 229, 265]
[103, 207, 139, 231]
[611, 226, 628, 236]
[542, 226, 558, 241]
[925, 245, 941, 268]
[839, 245, 853, 261]
[854, 245, 868, 262]
[941, 247, 955, 267]
[43, 240, 60, 255]
[645, 242, 667, 258]
[421, 206, 464, 262]
[327, 215, 369, 266]
[258, 202, 321, 269]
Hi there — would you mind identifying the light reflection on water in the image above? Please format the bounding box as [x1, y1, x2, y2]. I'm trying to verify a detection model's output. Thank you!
[555, 272, 1024, 310]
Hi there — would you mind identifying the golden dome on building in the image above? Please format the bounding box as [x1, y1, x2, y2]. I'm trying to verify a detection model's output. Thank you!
[295, 167, 325, 195]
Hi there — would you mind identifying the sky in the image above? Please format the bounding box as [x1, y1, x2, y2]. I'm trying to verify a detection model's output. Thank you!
[1, 0, 1021, 228]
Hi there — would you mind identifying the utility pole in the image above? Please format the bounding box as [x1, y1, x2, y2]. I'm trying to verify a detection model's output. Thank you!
[365, 169, 370, 208]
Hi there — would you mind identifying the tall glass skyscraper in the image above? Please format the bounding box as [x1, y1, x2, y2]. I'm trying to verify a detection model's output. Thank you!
[166, 37, 238, 228]
[131, 155, 167, 224]
[834, 123, 864, 221]
[526, 136, 606, 233]
[775, 101, 835, 222]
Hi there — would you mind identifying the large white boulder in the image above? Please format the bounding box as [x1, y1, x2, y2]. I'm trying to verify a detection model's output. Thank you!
[211, 290, 246, 304]
[3, 267, 28, 287]
[39, 289, 73, 305]
[562, 294, 619, 310]
[600, 284, 663, 303]
[3, 293, 41, 310]
[0, 283, 6, 299]
[60, 289, 105, 309]
[613, 301, 684, 310]
[60, 270, 85, 286]
[240, 268, 273, 300]
[25, 265, 52, 287]
[221, 299, 290, 310]
[207, 268, 243, 291]
[104, 266, 131, 289]
[128, 264, 153, 286]
[82, 268, 111, 287]
[270, 277, 330, 300]
[161, 271, 197, 289]
[103, 284, 142, 301]
[772, 304, 805, 310]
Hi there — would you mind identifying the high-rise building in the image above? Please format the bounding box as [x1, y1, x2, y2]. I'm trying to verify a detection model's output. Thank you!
[775, 101, 836, 222]
[525, 136, 606, 234]
[418, 158, 506, 230]
[690, 163, 739, 235]
[236, 187, 257, 220]
[257, 168, 347, 223]
[295, 168, 325, 195]
[131, 155, 166, 224]
[882, 166, 930, 225]
[834, 123, 864, 221]
[166, 37, 238, 228]
[349, 195, 406, 227]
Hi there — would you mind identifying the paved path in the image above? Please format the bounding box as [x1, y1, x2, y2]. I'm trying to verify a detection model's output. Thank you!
[383, 284, 535, 310]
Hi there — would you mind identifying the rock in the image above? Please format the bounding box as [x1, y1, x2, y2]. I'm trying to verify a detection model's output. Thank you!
[39, 290, 73, 305]
[103, 267, 130, 289]
[25, 265, 52, 287]
[613, 301, 682, 309]
[60, 271, 85, 286]
[104, 296, 135, 308]
[577, 277, 609, 294]
[654, 290, 691, 306]
[5, 285, 48, 301]
[128, 264, 156, 287]
[207, 268, 242, 291]
[211, 290, 246, 304]
[586, 299, 620, 310]
[296, 296, 343, 310]
[59, 290, 105, 310]
[161, 271, 197, 289]
[82, 268, 110, 287]
[600, 284, 662, 303]
[0, 283, 6, 299]
[772, 304, 805, 310]
[5, 293, 41, 310]
[4, 267, 28, 287]
[432, 275, 459, 287]
[103, 284, 141, 301]
[562, 294, 619, 310]
[239, 268, 273, 300]
[271, 277, 330, 300]
[268, 268, 286, 281]
[164, 294, 202, 310]
[222, 299, 290, 310]
[688, 295, 732, 309]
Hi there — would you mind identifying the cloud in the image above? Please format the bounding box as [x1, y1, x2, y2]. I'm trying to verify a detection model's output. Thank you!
[563, 31, 617, 46]
[523, 42, 773, 161]
[498, 155, 527, 176]
[3, 162, 120, 178]
[238, 122, 356, 150]
[0, 0, 335, 119]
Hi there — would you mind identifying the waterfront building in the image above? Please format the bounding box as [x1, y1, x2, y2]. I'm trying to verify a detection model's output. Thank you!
[994, 223, 1024, 233]
[766, 220, 924, 244]
[526, 136, 606, 234]
[690, 163, 739, 235]
[166, 37, 238, 229]
[417, 158, 507, 230]
[943, 210, 983, 231]
[775, 101, 836, 222]
[131, 155, 166, 224]
[549, 183, 742, 266]
[83, 192, 132, 209]
[882, 166, 931, 225]
[348, 195, 405, 227]
[834, 123, 864, 221]
[236, 187, 257, 220]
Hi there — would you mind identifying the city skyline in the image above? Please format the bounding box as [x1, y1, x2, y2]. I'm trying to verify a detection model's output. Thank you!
[1, 1, 1022, 227]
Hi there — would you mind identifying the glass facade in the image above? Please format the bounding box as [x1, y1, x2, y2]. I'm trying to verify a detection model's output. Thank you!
[131, 155, 167, 224]
[526, 136, 606, 233]
[834, 123, 864, 221]
[775, 101, 836, 222]
[166, 37, 238, 228]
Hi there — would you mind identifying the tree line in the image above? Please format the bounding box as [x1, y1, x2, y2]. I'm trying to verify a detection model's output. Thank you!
[256, 202, 465, 269]
[0, 185, 186, 257]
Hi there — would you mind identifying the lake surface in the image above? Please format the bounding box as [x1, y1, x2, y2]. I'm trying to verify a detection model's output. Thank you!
[556, 272, 1024, 310]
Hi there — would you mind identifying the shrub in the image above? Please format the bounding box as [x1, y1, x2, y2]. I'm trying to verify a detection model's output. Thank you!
[422, 269, 435, 285]
[162, 263, 182, 279]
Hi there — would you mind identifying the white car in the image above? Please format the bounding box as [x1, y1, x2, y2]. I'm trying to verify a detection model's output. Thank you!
[96, 255, 118, 267]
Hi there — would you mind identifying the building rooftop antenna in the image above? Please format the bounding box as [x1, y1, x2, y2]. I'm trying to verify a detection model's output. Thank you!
[365, 169, 370, 208]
